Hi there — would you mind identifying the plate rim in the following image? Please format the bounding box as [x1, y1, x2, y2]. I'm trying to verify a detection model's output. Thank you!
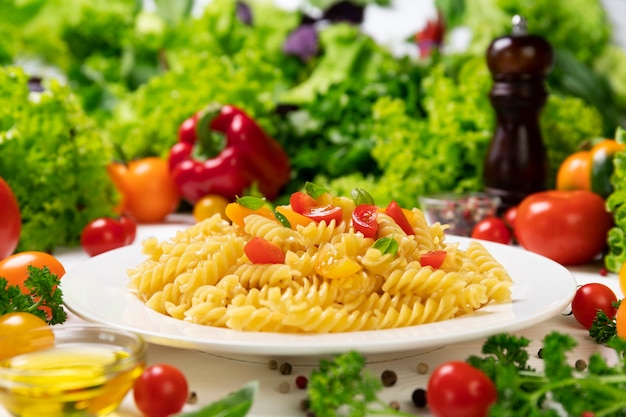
[61, 236, 577, 356]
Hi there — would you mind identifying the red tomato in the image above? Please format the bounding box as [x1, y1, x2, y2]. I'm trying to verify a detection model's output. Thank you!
[0, 251, 65, 292]
[290, 191, 317, 214]
[427, 361, 497, 417]
[503, 206, 517, 231]
[419, 250, 447, 269]
[386, 200, 414, 235]
[302, 205, 344, 225]
[515, 190, 613, 265]
[108, 158, 181, 223]
[471, 217, 511, 244]
[81, 216, 137, 257]
[133, 364, 189, 417]
[244, 237, 285, 264]
[0, 178, 21, 261]
[352, 204, 379, 238]
[571, 283, 618, 329]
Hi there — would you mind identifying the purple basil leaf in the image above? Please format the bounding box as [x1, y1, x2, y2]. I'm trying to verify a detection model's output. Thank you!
[322, 1, 365, 24]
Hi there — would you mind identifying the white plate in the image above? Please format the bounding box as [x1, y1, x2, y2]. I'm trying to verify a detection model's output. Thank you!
[61, 235, 576, 357]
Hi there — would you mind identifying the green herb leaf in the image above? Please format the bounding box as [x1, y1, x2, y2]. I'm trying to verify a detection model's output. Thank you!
[274, 210, 291, 228]
[178, 381, 258, 417]
[351, 188, 375, 206]
[372, 237, 398, 256]
[589, 300, 620, 344]
[307, 351, 414, 417]
[0, 266, 67, 325]
[304, 182, 329, 199]
[237, 196, 266, 210]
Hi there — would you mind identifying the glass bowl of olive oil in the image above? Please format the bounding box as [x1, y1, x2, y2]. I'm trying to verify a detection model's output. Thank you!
[0, 324, 146, 417]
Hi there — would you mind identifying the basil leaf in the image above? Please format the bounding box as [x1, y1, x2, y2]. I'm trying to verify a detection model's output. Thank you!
[178, 381, 258, 417]
[372, 237, 398, 256]
[274, 210, 291, 228]
[237, 196, 266, 210]
[351, 188, 375, 206]
[304, 182, 329, 199]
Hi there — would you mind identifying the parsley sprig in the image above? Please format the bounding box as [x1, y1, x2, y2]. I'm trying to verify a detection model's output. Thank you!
[468, 332, 626, 417]
[307, 351, 414, 417]
[589, 300, 621, 344]
[0, 266, 67, 324]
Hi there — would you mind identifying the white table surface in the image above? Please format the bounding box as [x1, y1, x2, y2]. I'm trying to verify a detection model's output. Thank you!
[1, 215, 619, 417]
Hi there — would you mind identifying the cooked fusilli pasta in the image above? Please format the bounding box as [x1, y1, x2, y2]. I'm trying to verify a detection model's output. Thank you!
[127, 195, 513, 333]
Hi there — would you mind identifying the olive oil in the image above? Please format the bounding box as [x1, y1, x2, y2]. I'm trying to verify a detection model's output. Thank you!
[0, 344, 145, 417]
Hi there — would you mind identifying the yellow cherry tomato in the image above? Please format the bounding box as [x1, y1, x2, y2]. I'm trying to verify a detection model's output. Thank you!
[315, 244, 362, 279]
[193, 195, 230, 222]
[0, 312, 54, 360]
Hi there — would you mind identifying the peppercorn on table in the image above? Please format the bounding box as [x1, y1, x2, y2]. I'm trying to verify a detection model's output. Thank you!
[0, 217, 616, 417]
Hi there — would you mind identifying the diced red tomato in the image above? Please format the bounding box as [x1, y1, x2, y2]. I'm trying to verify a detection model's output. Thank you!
[352, 204, 379, 238]
[290, 191, 317, 214]
[244, 237, 285, 264]
[302, 205, 343, 225]
[386, 200, 414, 235]
[419, 250, 447, 268]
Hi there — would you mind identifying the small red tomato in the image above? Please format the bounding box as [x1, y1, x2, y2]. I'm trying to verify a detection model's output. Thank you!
[244, 237, 285, 264]
[289, 191, 317, 214]
[471, 217, 511, 244]
[81, 217, 137, 257]
[515, 190, 613, 265]
[352, 204, 379, 238]
[427, 361, 497, 417]
[419, 250, 447, 269]
[503, 206, 517, 231]
[302, 204, 344, 225]
[0, 178, 21, 261]
[133, 364, 189, 417]
[571, 283, 618, 329]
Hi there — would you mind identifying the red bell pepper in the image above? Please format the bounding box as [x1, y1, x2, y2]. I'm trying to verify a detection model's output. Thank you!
[168, 104, 291, 204]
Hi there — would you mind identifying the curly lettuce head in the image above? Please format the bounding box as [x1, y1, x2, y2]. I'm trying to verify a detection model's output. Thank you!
[0, 67, 118, 252]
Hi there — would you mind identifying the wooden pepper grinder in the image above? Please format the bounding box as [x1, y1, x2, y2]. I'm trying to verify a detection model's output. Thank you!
[483, 15, 554, 212]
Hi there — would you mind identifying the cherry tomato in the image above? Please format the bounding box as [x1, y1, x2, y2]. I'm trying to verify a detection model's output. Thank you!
[315, 244, 362, 279]
[556, 151, 592, 192]
[0, 178, 21, 261]
[289, 191, 317, 214]
[427, 361, 497, 417]
[244, 237, 285, 264]
[571, 283, 618, 330]
[302, 204, 344, 225]
[352, 204, 379, 238]
[0, 312, 54, 360]
[133, 364, 189, 417]
[81, 216, 137, 257]
[108, 157, 181, 223]
[386, 200, 414, 235]
[503, 206, 517, 231]
[0, 251, 65, 292]
[515, 190, 613, 265]
[193, 194, 230, 221]
[419, 250, 447, 269]
[471, 217, 511, 244]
